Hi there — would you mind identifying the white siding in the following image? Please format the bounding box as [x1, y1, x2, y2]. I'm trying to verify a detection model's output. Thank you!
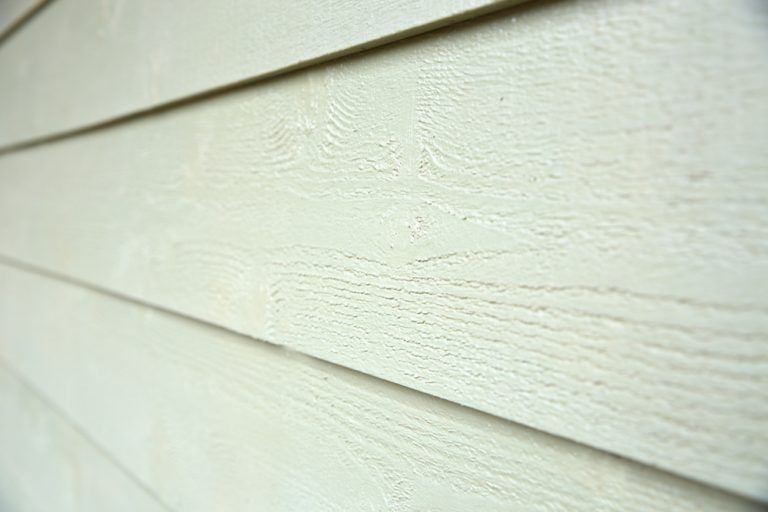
[0, 366, 167, 512]
[0, 264, 761, 512]
[0, 0, 766, 508]
[0, 0, 766, 499]
[0, 0, 523, 148]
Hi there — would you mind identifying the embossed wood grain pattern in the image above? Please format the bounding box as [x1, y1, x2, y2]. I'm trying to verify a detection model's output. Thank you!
[0, 366, 167, 512]
[0, 0, 45, 40]
[0, 264, 763, 512]
[0, 0, 523, 148]
[0, 0, 767, 499]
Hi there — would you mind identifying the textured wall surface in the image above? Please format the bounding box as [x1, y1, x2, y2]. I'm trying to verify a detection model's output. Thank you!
[1, 0, 767, 499]
[0, 0, 522, 148]
[0, 0, 766, 509]
[0, 264, 762, 512]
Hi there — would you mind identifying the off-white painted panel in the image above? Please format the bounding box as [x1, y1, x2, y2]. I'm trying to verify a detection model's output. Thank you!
[0, 264, 762, 512]
[0, 0, 767, 499]
[0, 0, 45, 39]
[0, 0, 522, 148]
[0, 366, 167, 512]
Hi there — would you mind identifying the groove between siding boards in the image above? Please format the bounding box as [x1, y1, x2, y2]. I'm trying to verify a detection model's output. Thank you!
[0, 0, 526, 149]
[0, 362, 169, 512]
[0, 263, 763, 512]
[0, 0, 767, 500]
[0, 0, 46, 42]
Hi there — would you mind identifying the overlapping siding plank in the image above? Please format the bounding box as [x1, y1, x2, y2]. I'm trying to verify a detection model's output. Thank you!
[0, 0, 766, 500]
[0, 366, 167, 512]
[0, 0, 523, 148]
[0, 263, 762, 512]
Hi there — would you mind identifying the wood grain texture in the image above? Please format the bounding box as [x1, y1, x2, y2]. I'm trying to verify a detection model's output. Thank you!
[0, 0, 523, 149]
[0, 365, 167, 512]
[0, 0, 45, 40]
[0, 264, 763, 512]
[1, 0, 767, 499]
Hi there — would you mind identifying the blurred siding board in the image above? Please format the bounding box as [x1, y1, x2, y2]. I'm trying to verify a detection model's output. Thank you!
[0, 264, 763, 512]
[0, 0, 45, 40]
[0, 0, 766, 499]
[0, 0, 524, 148]
[0, 366, 167, 512]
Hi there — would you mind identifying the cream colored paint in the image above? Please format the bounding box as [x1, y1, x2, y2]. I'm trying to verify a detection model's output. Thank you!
[0, 264, 763, 512]
[0, 0, 523, 148]
[0, 366, 167, 512]
[0, 0, 767, 499]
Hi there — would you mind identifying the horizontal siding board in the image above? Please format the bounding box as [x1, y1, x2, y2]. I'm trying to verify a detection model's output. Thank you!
[0, 264, 762, 511]
[0, 0, 523, 148]
[0, 0, 767, 499]
[0, 365, 167, 512]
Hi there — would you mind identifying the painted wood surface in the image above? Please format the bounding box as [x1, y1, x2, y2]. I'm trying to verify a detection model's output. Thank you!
[0, 0, 766, 499]
[0, 0, 45, 40]
[0, 0, 523, 149]
[0, 365, 167, 512]
[0, 264, 763, 512]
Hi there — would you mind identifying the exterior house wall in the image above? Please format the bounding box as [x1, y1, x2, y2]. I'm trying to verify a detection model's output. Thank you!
[0, 0, 766, 509]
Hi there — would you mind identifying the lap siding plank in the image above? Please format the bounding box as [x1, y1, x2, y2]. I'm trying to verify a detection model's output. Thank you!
[0, 264, 763, 512]
[0, 0, 767, 501]
[0, 0, 524, 149]
[0, 366, 167, 512]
